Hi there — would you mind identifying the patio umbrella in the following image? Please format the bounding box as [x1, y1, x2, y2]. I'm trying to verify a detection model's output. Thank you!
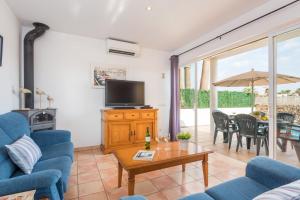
[213, 69, 300, 112]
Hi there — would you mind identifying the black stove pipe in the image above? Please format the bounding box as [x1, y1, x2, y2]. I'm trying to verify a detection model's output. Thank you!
[24, 22, 49, 109]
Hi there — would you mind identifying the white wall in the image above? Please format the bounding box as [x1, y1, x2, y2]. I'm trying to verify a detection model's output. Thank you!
[174, 0, 300, 65]
[0, 0, 20, 113]
[22, 28, 170, 148]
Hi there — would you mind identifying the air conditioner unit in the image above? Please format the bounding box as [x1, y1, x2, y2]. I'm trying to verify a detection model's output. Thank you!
[106, 38, 140, 57]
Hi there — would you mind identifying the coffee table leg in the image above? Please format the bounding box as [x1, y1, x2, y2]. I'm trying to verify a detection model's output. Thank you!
[118, 162, 122, 188]
[128, 172, 135, 195]
[202, 154, 208, 187]
[182, 164, 186, 172]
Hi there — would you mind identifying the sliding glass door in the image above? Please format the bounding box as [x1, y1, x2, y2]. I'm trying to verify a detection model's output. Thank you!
[179, 61, 209, 143]
[274, 28, 300, 167]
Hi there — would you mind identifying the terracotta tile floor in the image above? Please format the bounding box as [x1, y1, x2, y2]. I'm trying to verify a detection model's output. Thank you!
[65, 149, 246, 200]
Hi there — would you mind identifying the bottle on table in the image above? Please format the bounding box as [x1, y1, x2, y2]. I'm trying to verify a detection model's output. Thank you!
[145, 127, 151, 150]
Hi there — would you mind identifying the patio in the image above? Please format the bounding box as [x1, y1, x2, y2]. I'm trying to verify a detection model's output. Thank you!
[181, 125, 300, 167]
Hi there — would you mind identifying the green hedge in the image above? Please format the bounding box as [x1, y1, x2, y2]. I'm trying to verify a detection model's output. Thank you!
[180, 89, 252, 109]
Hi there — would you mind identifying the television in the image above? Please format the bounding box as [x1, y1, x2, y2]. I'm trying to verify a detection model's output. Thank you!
[105, 79, 145, 107]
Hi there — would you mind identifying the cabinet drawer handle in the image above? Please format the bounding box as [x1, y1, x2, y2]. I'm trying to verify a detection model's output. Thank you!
[131, 114, 135, 116]
[114, 115, 118, 117]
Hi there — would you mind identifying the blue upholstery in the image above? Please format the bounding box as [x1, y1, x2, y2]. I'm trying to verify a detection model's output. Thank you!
[0, 112, 73, 200]
[0, 112, 30, 140]
[206, 177, 269, 200]
[179, 192, 214, 200]
[122, 157, 300, 200]
[40, 142, 74, 161]
[31, 130, 71, 148]
[0, 128, 17, 179]
[120, 195, 147, 200]
[246, 156, 300, 189]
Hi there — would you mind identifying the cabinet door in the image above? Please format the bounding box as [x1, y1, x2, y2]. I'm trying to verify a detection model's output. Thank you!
[134, 120, 154, 144]
[107, 122, 132, 147]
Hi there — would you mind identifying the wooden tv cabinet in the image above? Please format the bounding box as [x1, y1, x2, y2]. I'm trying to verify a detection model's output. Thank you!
[100, 108, 158, 154]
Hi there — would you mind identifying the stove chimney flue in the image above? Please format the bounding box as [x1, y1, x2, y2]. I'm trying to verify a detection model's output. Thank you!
[24, 22, 49, 109]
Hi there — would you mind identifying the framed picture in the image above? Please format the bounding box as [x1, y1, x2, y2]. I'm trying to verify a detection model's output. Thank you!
[0, 35, 3, 67]
[91, 65, 126, 88]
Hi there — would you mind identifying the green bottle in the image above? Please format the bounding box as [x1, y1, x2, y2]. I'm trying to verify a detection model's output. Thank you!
[145, 127, 151, 150]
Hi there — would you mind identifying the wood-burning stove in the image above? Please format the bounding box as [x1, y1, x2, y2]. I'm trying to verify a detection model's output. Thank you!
[12, 109, 56, 132]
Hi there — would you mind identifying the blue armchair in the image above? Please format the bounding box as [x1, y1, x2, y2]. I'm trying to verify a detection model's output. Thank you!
[121, 157, 300, 200]
[0, 112, 74, 200]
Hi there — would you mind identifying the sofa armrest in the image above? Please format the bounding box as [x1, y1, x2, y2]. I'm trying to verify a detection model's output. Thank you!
[31, 130, 71, 147]
[246, 156, 300, 189]
[0, 170, 62, 196]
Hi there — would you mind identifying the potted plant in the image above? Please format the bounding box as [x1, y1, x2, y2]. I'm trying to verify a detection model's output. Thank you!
[177, 132, 191, 149]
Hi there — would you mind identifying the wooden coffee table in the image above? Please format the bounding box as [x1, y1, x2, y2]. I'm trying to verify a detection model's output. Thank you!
[113, 142, 213, 195]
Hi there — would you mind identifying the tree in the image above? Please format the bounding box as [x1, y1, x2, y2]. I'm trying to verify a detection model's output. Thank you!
[295, 88, 300, 96]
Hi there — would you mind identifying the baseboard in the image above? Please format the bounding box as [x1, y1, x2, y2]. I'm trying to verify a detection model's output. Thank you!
[74, 145, 100, 152]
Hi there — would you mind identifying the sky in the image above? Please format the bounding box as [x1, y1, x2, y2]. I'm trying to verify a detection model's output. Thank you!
[217, 30, 300, 94]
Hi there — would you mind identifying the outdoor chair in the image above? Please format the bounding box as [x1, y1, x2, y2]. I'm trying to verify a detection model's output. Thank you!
[277, 112, 295, 151]
[212, 110, 239, 149]
[235, 114, 269, 155]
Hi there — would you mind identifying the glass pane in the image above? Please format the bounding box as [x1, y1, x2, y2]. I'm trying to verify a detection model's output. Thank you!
[213, 39, 269, 162]
[180, 63, 196, 142]
[196, 60, 211, 144]
[275, 28, 300, 167]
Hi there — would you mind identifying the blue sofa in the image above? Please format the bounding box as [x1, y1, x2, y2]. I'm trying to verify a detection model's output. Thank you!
[0, 112, 74, 200]
[121, 157, 300, 200]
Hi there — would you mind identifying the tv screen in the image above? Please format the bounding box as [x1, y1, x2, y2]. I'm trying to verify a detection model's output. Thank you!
[105, 79, 145, 107]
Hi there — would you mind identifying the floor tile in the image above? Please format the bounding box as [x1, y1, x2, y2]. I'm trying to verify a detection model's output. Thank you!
[185, 168, 204, 180]
[134, 180, 159, 196]
[146, 192, 167, 200]
[65, 185, 78, 199]
[69, 175, 78, 186]
[151, 175, 178, 190]
[65, 149, 248, 200]
[78, 192, 107, 200]
[168, 172, 195, 185]
[97, 161, 116, 170]
[78, 172, 101, 184]
[78, 164, 98, 174]
[107, 186, 128, 200]
[144, 170, 165, 179]
[182, 181, 205, 194]
[78, 181, 104, 197]
[161, 186, 190, 200]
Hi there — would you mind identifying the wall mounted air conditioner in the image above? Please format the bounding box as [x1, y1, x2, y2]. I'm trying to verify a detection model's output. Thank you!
[106, 38, 140, 57]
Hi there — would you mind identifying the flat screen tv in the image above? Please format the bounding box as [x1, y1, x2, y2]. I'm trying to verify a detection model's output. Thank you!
[105, 79, 145, 107]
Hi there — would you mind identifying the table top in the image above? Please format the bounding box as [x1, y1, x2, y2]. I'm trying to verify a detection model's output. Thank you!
[113, 142, 213, 170]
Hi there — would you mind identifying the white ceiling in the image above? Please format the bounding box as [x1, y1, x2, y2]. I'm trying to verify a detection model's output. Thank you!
[6, 0, 269, 51]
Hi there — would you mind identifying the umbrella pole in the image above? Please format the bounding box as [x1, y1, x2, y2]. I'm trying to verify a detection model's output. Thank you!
[251, 80, 254, 113]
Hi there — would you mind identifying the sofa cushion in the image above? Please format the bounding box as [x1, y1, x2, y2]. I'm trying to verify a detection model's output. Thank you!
[0, 128, 16, 179]
[179, 192, 214, 200]
[206, 177, 270, 200]
[254, 180, 300, 200]
[40, 142, 74, 161]
[0, 113, 30, 141]
[5, 135, 42, 174]
[12, 156, 72, 192]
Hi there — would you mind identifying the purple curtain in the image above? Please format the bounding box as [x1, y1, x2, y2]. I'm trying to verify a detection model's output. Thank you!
[169, 55, 180, 141]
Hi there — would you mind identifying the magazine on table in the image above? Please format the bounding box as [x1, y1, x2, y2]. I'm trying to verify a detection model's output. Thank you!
[133, 150, 155, 161]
